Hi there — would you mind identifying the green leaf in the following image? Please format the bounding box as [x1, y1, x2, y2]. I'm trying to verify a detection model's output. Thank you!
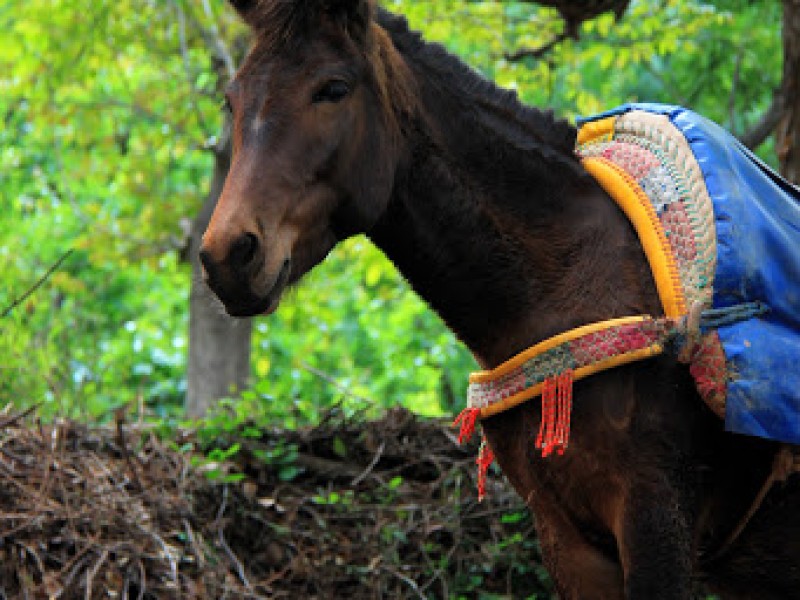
[332, 436, 347, 458]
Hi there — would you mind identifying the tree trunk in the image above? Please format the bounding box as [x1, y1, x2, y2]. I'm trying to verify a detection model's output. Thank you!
[778, 0, 800, 181]
[185, 126, 252, 418]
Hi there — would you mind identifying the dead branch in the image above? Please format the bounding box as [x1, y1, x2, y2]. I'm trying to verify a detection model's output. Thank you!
[1, 249, 74, 318]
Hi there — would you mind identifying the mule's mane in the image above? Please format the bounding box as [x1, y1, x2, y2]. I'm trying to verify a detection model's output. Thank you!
[375, 8, 581, 174]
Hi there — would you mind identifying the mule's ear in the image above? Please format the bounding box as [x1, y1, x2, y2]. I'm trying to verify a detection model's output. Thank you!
[324, 0, 372, 44]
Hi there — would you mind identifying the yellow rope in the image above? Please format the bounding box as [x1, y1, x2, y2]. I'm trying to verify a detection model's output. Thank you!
[582, 156, 687, 318]
[469, 316, 650, 383]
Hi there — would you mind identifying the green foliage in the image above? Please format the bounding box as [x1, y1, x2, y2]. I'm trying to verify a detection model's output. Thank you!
[0, 0, 783, 423]
[1, 0, 234, 417]
[390, 0, 782, 158]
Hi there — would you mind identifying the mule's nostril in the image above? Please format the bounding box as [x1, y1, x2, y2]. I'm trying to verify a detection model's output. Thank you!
[228, 232, 260, 269]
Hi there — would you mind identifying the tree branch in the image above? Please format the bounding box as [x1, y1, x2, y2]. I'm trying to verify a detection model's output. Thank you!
[200, 0, 237, 80]
[504, 31, 569, 62]
[179, 0, 239, 157]
[65, 98, 209, 151]
[728, 50, 743, 136]
[171, 0, 213, 141]
[739, 91, 784, 150]
[509, 0, 631, 38]
[2, 250, 74, 318]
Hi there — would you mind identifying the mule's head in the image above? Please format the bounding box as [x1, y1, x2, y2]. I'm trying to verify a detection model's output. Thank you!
[200, 0, 409, 316]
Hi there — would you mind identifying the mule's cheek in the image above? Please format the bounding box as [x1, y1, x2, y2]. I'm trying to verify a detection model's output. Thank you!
[279, 189, 339, 278]
[256, 224, 297, 286]
[301, 102, 359, 175]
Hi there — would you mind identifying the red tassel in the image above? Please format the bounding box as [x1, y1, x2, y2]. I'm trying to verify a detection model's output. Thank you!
[536, 375, 558, 457]
[453, 407, 480, 445]
[554, 369, 574, 456]
[476, 437, 495, 502]
[535, 370, 574, 458]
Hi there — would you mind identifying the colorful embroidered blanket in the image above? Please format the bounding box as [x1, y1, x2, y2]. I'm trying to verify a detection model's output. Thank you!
[577, 103, 800, 445]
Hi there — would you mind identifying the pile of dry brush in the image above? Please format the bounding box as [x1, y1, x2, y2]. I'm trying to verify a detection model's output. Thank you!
[0, 406, 552, 599]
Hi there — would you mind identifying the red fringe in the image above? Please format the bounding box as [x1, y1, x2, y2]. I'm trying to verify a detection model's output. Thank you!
[536, 376, 556, 457]
[535, 369, 574, 458]
[476, 437, 495, 502]
[555, 369, 574, 456]
[453, 407, 480, 445]
[457, 369, 574, 502]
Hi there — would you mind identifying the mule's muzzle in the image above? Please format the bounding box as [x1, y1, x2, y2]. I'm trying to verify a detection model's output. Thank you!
[199, 231, 261, 289]
[199, 232, 291, 317]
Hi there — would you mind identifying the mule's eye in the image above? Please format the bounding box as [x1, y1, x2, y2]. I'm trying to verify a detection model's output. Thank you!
[312, 80, 350, 104]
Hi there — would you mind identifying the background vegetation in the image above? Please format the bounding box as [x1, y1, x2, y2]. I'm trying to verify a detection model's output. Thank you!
[0, 0, 785, 428]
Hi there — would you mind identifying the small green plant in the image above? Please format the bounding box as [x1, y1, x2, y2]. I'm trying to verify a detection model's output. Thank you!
[190, 442, 245, 483]
[252, 440, 303, 482]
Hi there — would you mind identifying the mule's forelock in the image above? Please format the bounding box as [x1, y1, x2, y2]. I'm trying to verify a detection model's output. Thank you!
[228, 0, 373, 47]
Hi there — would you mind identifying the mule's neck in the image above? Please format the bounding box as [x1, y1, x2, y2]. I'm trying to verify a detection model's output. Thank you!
[367, 12, 660, 368]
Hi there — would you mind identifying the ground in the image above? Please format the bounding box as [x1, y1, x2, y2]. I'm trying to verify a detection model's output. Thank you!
[0, 407, 552, 599]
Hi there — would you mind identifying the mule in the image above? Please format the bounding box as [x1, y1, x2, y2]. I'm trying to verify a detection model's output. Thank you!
[199, 1, 800, 597]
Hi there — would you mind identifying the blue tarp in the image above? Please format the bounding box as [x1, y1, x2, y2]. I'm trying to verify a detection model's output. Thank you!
[579, 103, 800, 445]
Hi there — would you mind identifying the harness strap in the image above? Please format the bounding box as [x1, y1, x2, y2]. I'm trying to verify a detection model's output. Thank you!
[453, 303, 767, 500]
[466, 316, 675, 424]
[704, 445, 800, 564]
